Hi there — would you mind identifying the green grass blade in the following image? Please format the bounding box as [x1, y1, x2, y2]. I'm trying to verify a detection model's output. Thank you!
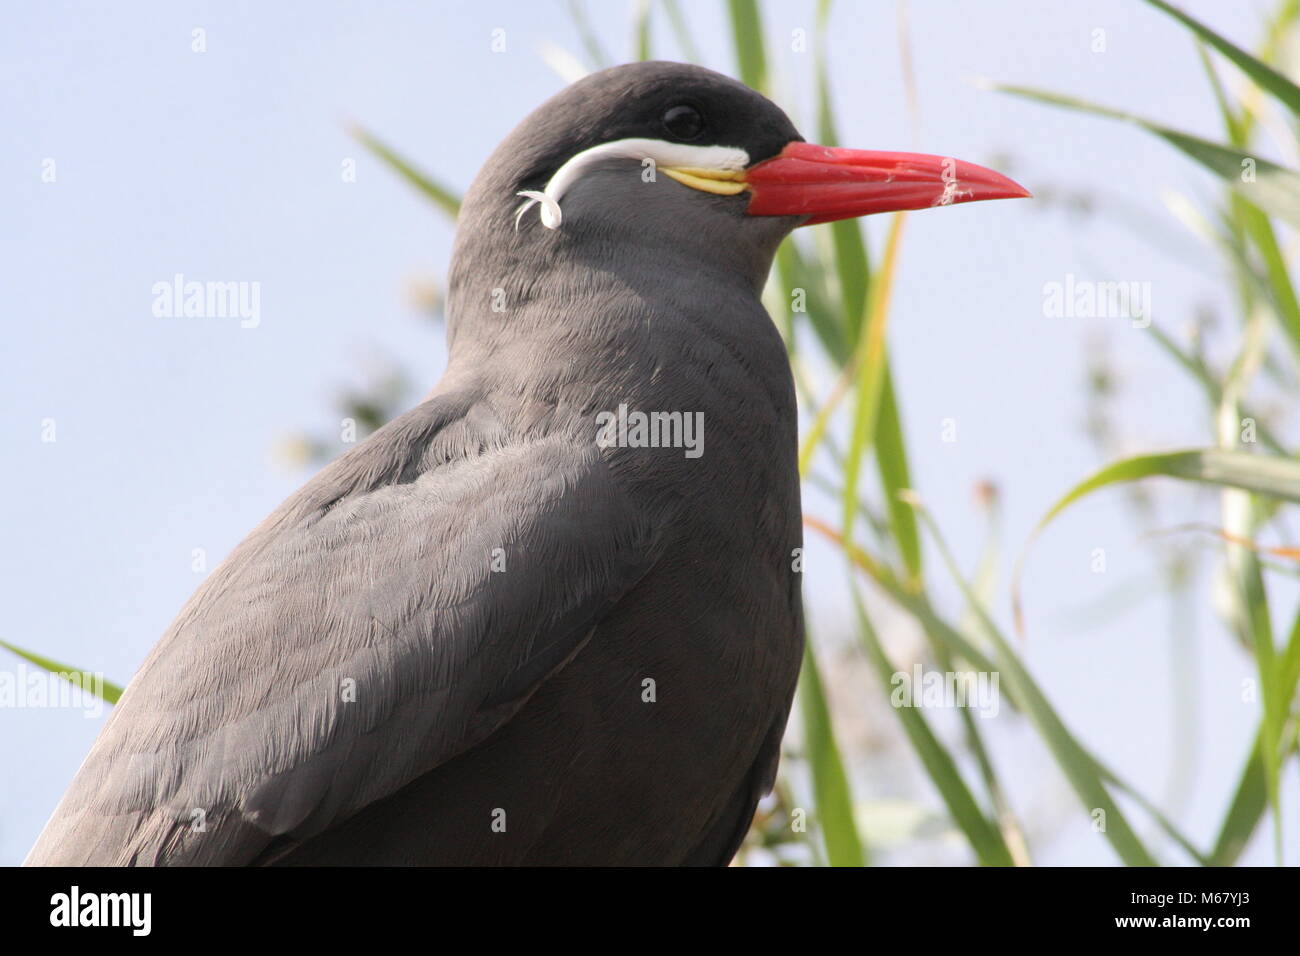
[1017, 448, 1300, 630]
[798, 363, 855, 477]
[799, 638, 867, 865]
[876, 364, 923, 583]
[1211, 732, 1269, 865]
[1090, 756, 1210, 865]
[1146, 325, 1286, 453]
[632, 0, 653, 61]
[1203, 35, 1300, 361]
[1238, 205, 1300, 357]
[827, 225, 868, 341]
[841, 214, 906, 540]
[816, 0, 833, 30]
[850, 592, 1015, 866]
[0, 640, 123, 705]
[779, 241, 847, 363]
[1216, 340, 1284, 861]
[905, 500, 1159, 866]
[813, 56, 871, 342]
[805, 516, 1008, 698]
[1211, 601, 1300, 863]
[993, 85, 1300, 231]
[1143, 0, 1300, 117]
[807, 517, 1206, 862]
[1219, 500, 1282, 859]
[350, 126, 461, 221]
[726, 0, 768, 92]
[1196, 42, 1246, 146]
[1036, 449, 1300, 535]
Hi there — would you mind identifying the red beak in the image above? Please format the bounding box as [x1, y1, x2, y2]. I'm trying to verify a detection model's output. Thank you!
[745, 142, 1031, 225]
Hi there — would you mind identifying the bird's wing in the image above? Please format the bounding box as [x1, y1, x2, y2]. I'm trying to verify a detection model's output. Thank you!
[26, 394, 658, 865]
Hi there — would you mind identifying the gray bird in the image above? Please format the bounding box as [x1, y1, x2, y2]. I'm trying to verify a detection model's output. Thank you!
[27, 61, 1026, 866]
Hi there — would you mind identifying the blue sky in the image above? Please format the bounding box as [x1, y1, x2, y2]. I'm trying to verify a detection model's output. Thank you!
[3, 1, 1295, 865]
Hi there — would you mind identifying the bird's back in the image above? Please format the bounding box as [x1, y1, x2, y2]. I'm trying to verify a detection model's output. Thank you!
[27, 295, 803, 865]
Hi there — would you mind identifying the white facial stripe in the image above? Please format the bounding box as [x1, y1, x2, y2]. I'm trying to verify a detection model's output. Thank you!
[515, 138, 751, 230]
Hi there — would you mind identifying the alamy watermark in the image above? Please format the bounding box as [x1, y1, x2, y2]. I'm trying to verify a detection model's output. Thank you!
[50, 886, 151, 936]
[1043, 273, 1151, 327]
[890, 665, 1000, 718]
[152, 273, 261, 328]
[0, 663, 107, 718]
[595, 403, 704, 459]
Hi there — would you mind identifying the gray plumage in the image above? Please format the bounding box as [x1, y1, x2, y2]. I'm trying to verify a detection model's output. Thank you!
[28, 61, 805, 866]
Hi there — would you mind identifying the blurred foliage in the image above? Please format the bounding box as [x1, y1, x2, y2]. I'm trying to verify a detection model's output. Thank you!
[999, 0, 1300, 867]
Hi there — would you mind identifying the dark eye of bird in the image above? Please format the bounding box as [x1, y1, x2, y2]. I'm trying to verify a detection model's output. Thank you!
[662, 104, 704, 141]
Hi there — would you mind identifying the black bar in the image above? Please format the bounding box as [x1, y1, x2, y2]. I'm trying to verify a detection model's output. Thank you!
[0, 864, 1284, 941]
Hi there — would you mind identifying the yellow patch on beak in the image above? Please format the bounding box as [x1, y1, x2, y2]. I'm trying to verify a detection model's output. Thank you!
[661, 166, 748, 196]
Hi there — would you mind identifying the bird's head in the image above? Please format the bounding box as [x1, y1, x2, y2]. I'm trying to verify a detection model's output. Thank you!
[460, 61, 1028, 250]
[448, 60, 1030, 330]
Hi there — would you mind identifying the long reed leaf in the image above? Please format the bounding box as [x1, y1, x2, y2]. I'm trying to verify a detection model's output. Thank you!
[799, 639, 867, 865]
[907, 499, 1158, 866]
[993, 85, 1300, 231]
[726, 0, 768, 92]
[350, 126, 461, 221]
[1144, 0, 1300, 117]
[849, 590, 1016, 866]
[0, 640, 123, 705]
